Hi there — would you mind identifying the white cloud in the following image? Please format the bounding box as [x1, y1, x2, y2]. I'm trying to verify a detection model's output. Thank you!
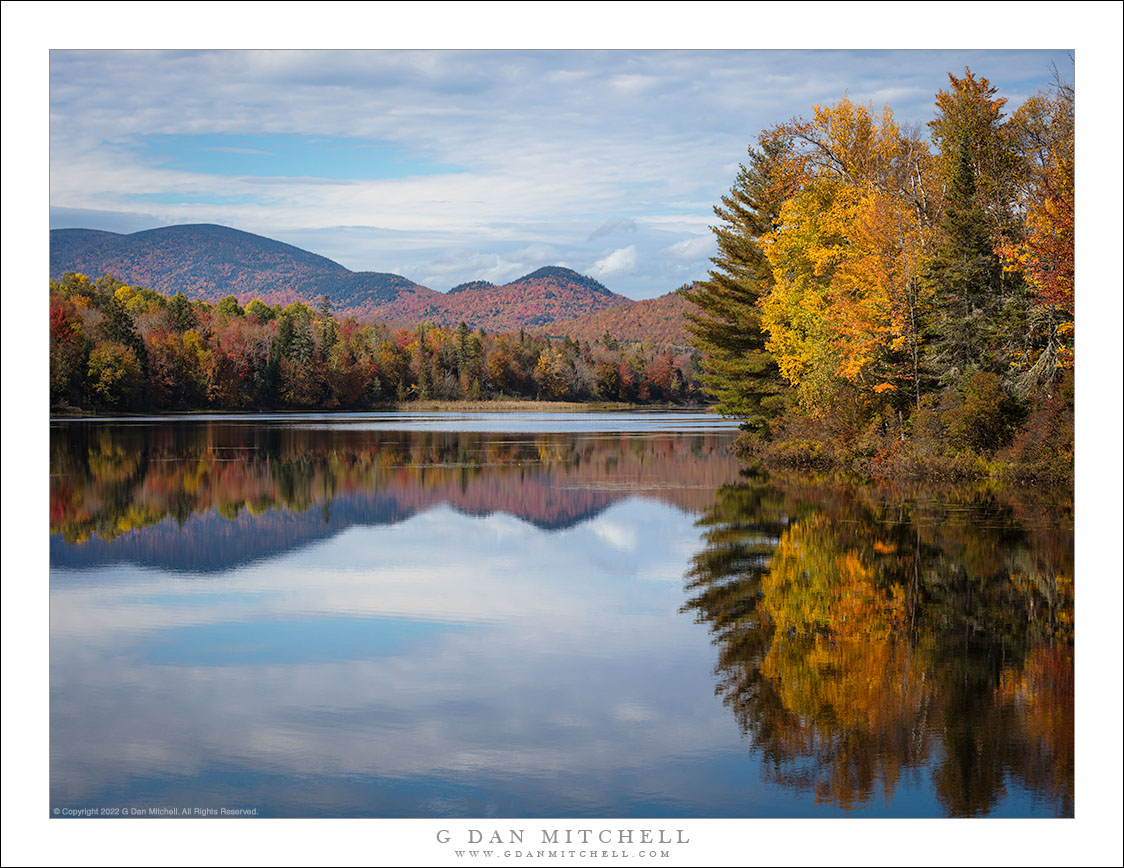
[49, 500, 740, 805]
[416, 244, 566, 288]
[587, 245, 638, 280]
[590, 519, 637, 552]
[47, 49, 1071, 297]
[637, 215, 715, 228]
[587, 217, 637, 242]
[663, 235, 714, 261]
[609, 73, 659, 95]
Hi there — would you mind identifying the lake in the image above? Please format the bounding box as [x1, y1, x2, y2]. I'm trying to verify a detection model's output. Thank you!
[49, 412, 1073, 818]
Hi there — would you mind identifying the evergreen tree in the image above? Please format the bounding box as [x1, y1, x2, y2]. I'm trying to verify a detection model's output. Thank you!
[684, 137, 790, 432]
[259, 350, 282, 407]
[924, 68, 1030, 387]
[455, 321, 471, 375]
[923, 134, 1004, 383]
[166, 292, 197, 334]
[316, 294, 339, 359]
[99, 290, 149, 375]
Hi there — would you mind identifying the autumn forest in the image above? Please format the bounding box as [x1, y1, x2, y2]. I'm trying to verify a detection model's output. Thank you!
[686, 68, 1074, 485]
[48, 68, 1074, 486]
[44, 46, 1085, 827]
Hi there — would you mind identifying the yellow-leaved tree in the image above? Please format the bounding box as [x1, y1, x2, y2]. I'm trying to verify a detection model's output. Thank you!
[759, 99, 938, 419]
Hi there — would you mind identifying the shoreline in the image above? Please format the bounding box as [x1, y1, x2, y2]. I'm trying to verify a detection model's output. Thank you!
[47, 406, 1070, 490]
[49, 400, 719, 421]
[734, 435, 1073, 492]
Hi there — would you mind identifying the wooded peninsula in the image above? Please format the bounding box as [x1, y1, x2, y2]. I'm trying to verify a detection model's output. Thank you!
[685, 68, 1073, 486]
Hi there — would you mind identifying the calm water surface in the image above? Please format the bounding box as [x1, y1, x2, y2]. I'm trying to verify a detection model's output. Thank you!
[49, 412, 1073, 817]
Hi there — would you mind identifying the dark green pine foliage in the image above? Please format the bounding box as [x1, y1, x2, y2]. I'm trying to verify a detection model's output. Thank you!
[316, 294, 339, 359]
[260, 350, 282, 407]
[166, 292, 198, 334]
[684, 139, 789, 433]
[924, 134, 1006, 384]
[97, 286, 149, 375]
[679, 480, 789, 743]
[455, 321, 472, 377]
[284, 308, 315, 365]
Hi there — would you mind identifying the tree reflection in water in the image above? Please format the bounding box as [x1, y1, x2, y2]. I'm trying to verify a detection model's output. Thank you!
[50, 421, 741, 547]
[682, 475, 1073, 816]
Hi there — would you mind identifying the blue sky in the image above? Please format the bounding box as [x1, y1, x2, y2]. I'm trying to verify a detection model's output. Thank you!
[48, 48, 1074, 298]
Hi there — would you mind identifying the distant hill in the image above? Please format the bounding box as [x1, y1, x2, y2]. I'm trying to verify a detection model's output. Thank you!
[49, 223, 450, 315]
[50, 223, 633, 331]
[439, 266, 630, 332]
[307, 271, 452, 323]
[49, 228, 123, 267]
[447, 280, 497, 294]
[50, 224, 354, 305]
[546, 286, 698, 348]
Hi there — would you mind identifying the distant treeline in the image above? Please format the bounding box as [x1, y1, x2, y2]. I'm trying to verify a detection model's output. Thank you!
[50, 424, 738, 546]
[49, 273, 703, 413]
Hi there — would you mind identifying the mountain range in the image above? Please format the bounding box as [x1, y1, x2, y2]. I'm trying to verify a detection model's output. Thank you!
[546, 287, 697, 347]
[50, 223, 694, 344]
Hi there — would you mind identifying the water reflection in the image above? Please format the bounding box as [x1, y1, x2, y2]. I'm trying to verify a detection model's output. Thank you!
[51, 419, 739, 570]
[682, 475, 1074, 816]
[51, 417, 757, 817]
[49, 418, 1073, 817]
